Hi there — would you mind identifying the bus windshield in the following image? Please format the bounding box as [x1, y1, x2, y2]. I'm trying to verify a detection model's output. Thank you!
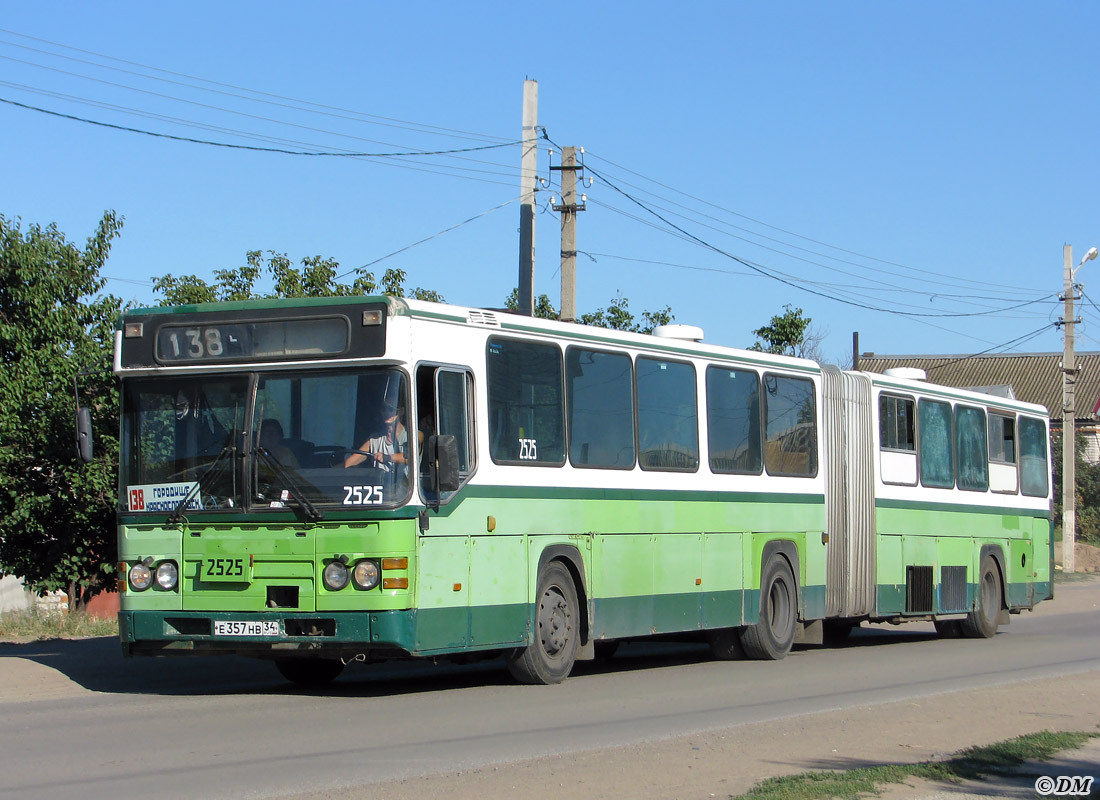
[121, 368, 412, 514]
[121, 376, 248, 513]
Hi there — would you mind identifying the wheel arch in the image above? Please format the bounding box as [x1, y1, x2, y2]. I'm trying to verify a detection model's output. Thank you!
[537, 545, 590, 646]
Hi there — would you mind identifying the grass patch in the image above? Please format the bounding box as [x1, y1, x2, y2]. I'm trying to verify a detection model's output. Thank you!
[731, 730, 1100, 800]
[0, 610, 118, 642]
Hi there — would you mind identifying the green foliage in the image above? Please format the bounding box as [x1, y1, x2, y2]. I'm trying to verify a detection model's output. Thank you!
[1051, 431, 1100, 545]
[750, 304, 812, 356]
[503, 287, 560, 319]
[0, 212, 124, 609]
[733, 730, 1100, 800]
[504, 288, 674, 333]
[153, 252, 443, 305]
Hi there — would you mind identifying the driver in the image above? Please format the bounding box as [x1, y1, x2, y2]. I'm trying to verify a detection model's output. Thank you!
[344, 405, 408, 472]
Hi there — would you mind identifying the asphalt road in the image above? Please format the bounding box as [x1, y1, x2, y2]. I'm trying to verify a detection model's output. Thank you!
[1, 580, 1098, 800]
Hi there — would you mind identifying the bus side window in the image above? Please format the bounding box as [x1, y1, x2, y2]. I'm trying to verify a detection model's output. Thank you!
[988, 413, 1018, 494]
[1019, 416, 1049, 497]
[919, 399, 954, 489]
[955, 405, 988, 492]
[436, 369, 473, 474]
[486, 338, 565, 465]
[762, 374, 817, 477]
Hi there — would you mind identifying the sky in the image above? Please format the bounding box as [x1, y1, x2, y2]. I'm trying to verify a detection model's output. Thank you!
[3, 2, 1100, 366]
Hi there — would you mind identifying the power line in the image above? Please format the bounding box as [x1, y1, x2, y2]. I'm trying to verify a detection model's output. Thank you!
[336, 195, 522, 279]
[0, 28, 511, 144]
[584, 149, 1047, 296]
[0, 95, 522, 158]
[582, 188, 1055, 320]
[923, 323, 1058, 372]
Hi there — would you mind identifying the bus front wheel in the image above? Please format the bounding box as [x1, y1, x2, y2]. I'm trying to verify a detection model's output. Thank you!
[508, 561, 579, 684]
[741, 556, 797, 660]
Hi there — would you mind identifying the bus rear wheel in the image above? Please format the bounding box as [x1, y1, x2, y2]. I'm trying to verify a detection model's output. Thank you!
[961, 555, 1002, 639]
[275, 658, 345, 686]
[508, 561, 579, 684]
[741, 556, 797, 660]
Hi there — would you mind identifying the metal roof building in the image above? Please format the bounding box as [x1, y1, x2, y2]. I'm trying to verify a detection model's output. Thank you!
[858, 351, 1100, 460]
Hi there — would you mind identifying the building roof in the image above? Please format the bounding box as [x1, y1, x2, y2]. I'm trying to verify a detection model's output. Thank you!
[857, 351, 1100, 422]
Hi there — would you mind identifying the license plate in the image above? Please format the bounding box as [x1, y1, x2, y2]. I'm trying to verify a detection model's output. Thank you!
[213, 620, 280, 637]
[200, 557, 252, 583]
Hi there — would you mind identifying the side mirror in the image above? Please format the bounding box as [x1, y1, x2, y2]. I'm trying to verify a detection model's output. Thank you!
[75, 407, 94, 463]
[425, 434, 461, 503]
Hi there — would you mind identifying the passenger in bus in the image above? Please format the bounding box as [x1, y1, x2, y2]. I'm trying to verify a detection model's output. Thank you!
[344, 405, 408, 473]
[258, 419, 299, 468]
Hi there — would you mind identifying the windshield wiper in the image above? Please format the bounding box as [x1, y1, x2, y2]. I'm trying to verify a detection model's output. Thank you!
[167, 445, 235, 524]
[255, 446, 324, 522]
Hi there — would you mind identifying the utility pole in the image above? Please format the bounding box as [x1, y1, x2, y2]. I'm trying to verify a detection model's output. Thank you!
[517, 79, 538, 317]
[1063, 244, 1077, 574]
[552, 146, 586, 322]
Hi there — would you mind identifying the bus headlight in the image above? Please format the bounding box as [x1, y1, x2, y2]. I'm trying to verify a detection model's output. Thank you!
[353, 560, 380, 590]
[323, 560, 350, 591]
[129, 561, 153, 591]
[156, 561, 179, 590]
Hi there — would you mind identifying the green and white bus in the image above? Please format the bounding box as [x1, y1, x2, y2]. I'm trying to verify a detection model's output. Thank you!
[112, 295, 1053, 684]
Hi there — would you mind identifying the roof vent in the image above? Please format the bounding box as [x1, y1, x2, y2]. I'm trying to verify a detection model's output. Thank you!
[884, 367, 927, 381]
[651, 324, 704, 342]
[467, 310, 500, 327]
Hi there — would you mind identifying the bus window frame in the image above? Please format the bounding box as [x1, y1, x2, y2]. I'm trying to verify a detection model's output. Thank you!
[917, 397, 956, 490]
[705, 363, 764, 477]
[878, 391, 919, 487]
[564, 345, 637, 471]
[485, 336, 567, 468]
[760, 371, 820, 479]
[428, 363, 478, 498]
[634, 355, 699, 473]
[954, 403, 989, 493]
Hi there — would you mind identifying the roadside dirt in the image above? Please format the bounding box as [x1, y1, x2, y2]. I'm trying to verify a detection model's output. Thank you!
[299, 575, 1100, 800]
[1055, 540, 1100, 572]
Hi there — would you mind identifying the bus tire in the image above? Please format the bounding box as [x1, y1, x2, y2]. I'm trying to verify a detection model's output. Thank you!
[274, 658, 344, 686]
[508, 561, 580, 684]
[707, 627, 746, 660]
[961, 555, 1002, 639]
[740, 556, 797, 660]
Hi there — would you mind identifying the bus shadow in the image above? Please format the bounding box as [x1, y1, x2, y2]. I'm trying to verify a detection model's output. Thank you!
[0, 624, 944, 698]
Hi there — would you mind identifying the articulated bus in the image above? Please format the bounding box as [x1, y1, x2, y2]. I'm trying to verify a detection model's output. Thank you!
[112, 296, 1053, 684]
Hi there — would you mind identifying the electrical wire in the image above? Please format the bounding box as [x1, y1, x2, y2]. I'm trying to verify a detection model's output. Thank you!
[923, 323, 1059, 372]
[0, 28, 511, 144]
[335, 195, 522, 279]
[1, 96, 521, 157]
[584, 149, 1048, 296]
[577, 159, 1056, 320]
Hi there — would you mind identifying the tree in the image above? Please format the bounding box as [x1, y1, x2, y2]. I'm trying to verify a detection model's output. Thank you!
[504, 289, 674, 334]
[1052, 431, 1100, 546]
[0, 212, 124, 609]
[153, 252, 443, 305]
[749, 304, 826, 361]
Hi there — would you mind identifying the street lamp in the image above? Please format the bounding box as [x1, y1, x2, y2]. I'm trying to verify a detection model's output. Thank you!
[1062, 245, 1098, 574]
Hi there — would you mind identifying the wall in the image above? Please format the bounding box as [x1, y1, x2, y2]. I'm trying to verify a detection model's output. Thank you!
[0, 575, 34, 614]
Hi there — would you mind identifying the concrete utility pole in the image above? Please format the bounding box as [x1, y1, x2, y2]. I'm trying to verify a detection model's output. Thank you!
[552, 146, 586, 322]
[1063, 244, 1077, 574]
[517, 80, 538, 317]
[1062, 243, 1099, 573]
